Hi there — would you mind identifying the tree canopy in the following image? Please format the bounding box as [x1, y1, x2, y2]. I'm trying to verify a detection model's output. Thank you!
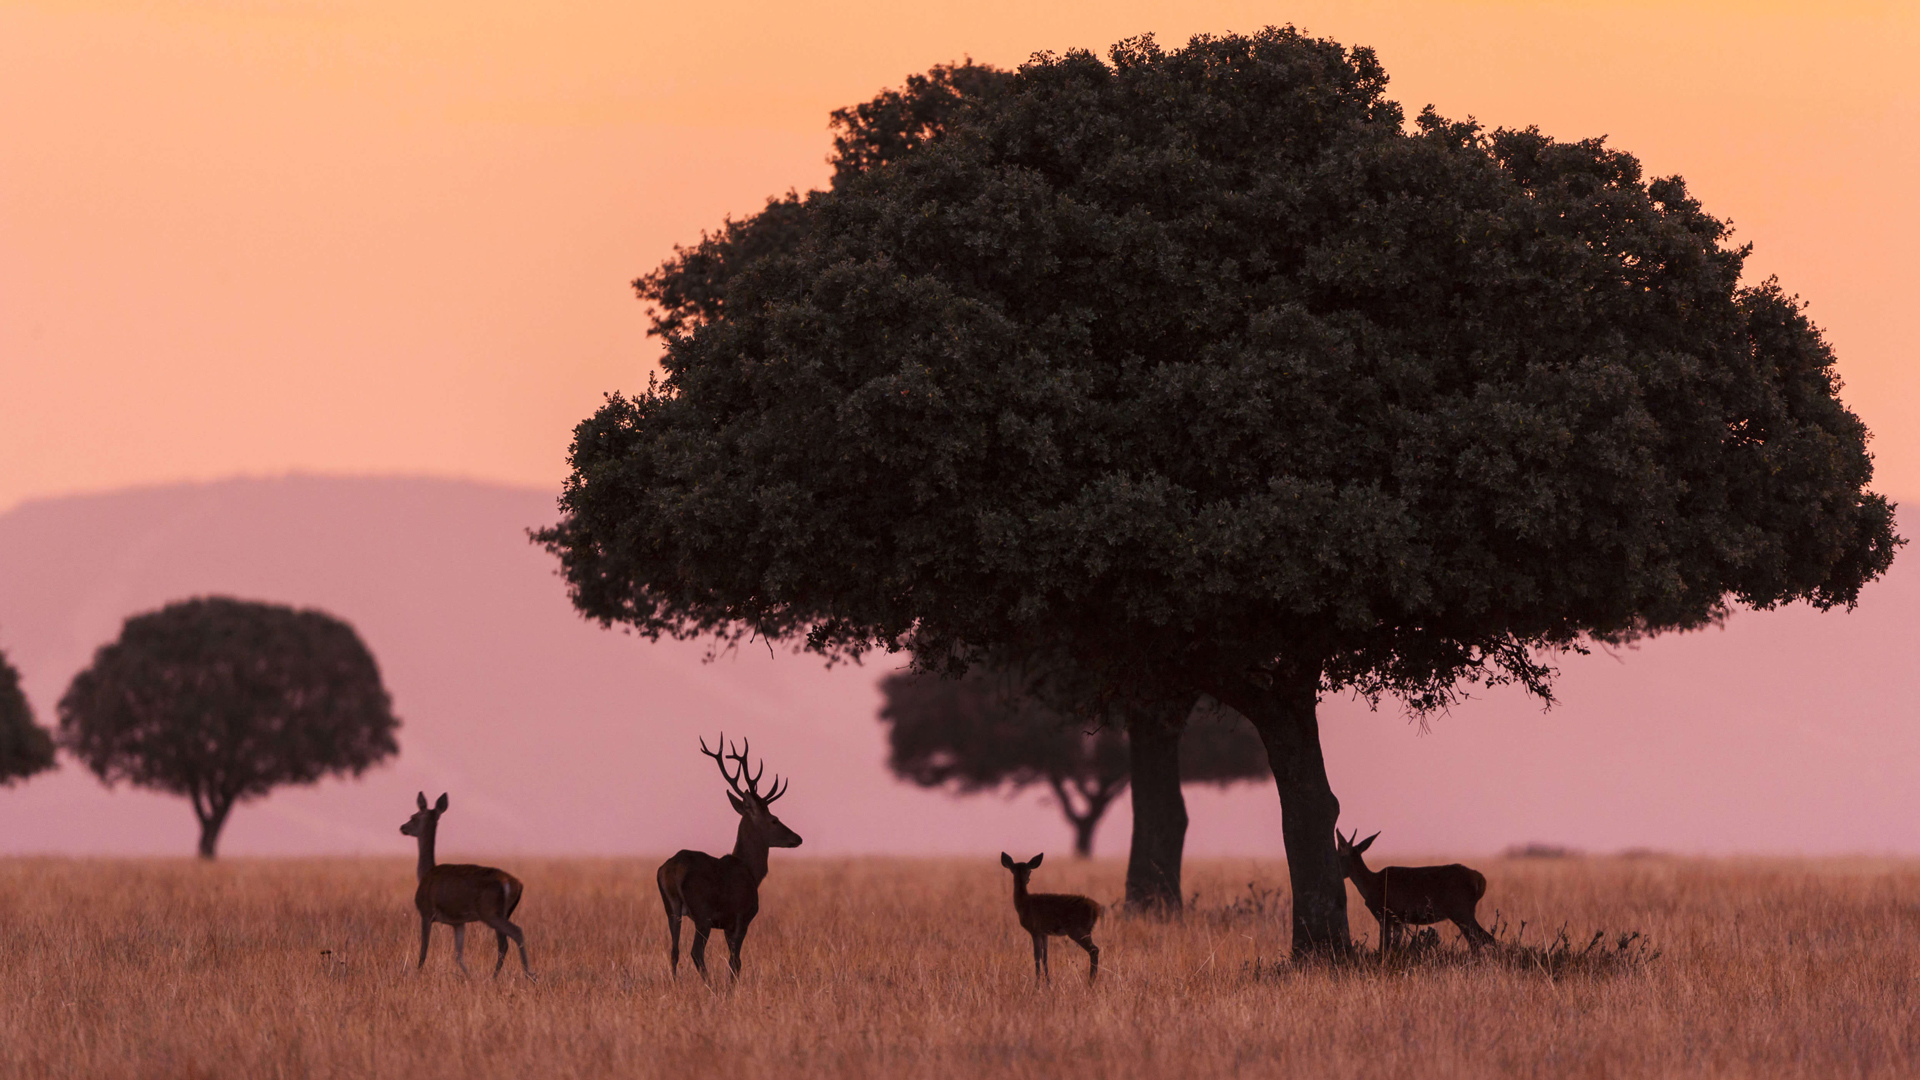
[542, 29, 1898, 952]
[880, 667, 1264, 856]
[58, 597, 400, 857]
[0, 645, 56, 786]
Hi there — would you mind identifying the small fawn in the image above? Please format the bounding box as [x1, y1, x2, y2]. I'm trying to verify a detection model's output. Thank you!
[1337, 829, 1495, 953]
[400, 792, 535, 979]
[1000, 852, 1102, 983]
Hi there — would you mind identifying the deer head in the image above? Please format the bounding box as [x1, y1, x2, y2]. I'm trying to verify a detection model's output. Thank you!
[1336, 829, 1378, 857]
[400, 791, 449, 837]
[1000, 851, 1043, 887]
[1336, 829, 1383, 888]
[703, 735, 802, 849]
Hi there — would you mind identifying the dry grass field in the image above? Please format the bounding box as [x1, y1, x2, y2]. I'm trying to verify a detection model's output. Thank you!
[2, 854, 1916, 1079]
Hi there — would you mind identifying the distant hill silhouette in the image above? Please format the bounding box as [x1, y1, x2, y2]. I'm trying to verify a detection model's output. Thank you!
[0, 476, 1913, 857]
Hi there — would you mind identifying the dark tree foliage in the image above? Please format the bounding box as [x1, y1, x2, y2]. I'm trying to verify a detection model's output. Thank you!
[543, 30, 1898, 954]
[58, 597, 400, 858]
[828, 60, 1014, 182]
[0, 646, 57, 786]
[879, 668, 1264, 857]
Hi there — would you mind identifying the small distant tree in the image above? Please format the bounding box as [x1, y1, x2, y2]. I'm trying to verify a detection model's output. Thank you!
[58, 597, 401, 858]
[0, 645, 57, 786]
[879, 667, 1266, 859]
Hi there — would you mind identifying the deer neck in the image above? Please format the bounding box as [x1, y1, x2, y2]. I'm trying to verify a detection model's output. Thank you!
[1346, 853, 1385, 908]
[414, 819, 438, 882]
[732, 818, 771, 884]
[1011, 875, 1031, 918]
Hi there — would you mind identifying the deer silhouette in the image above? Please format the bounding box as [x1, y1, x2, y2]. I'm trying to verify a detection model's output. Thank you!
[656, 735, 801, 980]
[399, 792, 535, 979]
[1337, 829, 1495, 952]
[1001, 852, 1102, 983]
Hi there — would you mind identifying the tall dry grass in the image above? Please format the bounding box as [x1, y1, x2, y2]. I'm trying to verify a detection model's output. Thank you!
[2, 854, 1915, 1078]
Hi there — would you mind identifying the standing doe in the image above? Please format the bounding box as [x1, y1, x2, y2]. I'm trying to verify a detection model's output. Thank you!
[1000, 852, 1102, 983]
[656, 735, 802, 980]
[399, 792, 535, 979]
[1337, 829, 1495, 952]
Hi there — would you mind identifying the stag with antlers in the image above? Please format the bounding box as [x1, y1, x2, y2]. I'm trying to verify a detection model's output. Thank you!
[656, 734, 802, 980]
[1337, 829, 1496, 953]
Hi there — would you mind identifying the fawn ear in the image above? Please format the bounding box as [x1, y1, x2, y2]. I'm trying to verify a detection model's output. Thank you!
[1001, 852, 1016, 869]
[728, 791, 748, 816]
[434, 793, 449, 813]
[1355, 831, 1378, 853]
[1028, 853, 1044, 869]
[416, 792, 429, 811]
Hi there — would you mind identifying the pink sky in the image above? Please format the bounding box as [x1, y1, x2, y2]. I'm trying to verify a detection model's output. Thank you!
[2, 3, 1915, 857]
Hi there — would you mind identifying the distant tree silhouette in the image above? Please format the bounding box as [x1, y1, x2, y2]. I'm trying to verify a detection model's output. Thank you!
[0, 645, 56, 786]
[58, 597, 400, 858]
[879, 667, 1265, 861]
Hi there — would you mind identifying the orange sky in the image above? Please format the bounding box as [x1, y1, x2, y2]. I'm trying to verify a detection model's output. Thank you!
[4, 0, 1916, 512]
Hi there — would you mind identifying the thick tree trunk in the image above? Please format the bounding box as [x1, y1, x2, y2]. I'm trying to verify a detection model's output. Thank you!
[1207, 662, 1350, 958]
[1125, 707, 1189, 915]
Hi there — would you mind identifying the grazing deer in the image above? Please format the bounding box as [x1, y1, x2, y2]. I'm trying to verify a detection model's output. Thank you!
[1000, 852, 1102, 983]
[1337, 829, 1495, 952]
[399, 792, 535, 979]
[656, 735, 802, 980]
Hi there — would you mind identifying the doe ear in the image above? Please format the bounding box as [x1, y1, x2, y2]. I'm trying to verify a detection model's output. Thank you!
[1001, 852, 1016, 870]
[728, 791, 748, 816]
[416, 792, 429, 811]
[1355, 831, 1379, 853]
[434, 793, 449, 813]
[1028, 853, 1044, 869]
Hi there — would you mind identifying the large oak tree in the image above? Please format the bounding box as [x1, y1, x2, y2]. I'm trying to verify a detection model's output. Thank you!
[542, 30, 1898, 954]
[59, 597, 401, 857]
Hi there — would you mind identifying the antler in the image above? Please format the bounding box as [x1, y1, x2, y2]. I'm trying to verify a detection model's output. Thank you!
[700, 733, 789, 805]
[700, 733, 746, 795]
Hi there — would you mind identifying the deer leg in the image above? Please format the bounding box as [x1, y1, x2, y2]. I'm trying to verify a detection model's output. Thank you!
[1071, 932, 1099, 984]
[1457, 915, 1494, 953]
[492, 917, 534, 979]
[723, 927, 743, 979]
[1030, 933, 1045, 983]
[659, 880, 682, 976]
[725, 915, 751, 979]
[479, 914, 533, 980]
[690, 920, 713, 981]
[417, 914, 433, 970]
[1040, 935, 1052, 982]
[452, 924, 471, 975]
